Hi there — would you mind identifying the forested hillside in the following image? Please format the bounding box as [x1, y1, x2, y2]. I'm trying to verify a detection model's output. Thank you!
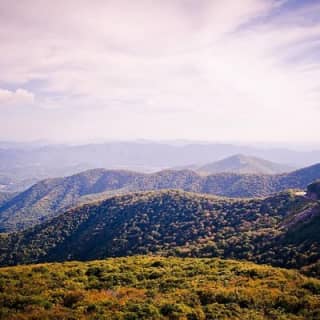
[1, 256, 320, 320]
[1, 188, 320, 278]
[0, 163, 320, 232]
[0, 169, 144, 232]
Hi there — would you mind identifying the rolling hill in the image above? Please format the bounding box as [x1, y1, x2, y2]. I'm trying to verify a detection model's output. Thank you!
[1, 256, 319, 319]
[1, 186, 320, 278]
[0, 163, 320, 232]
[196, 154, 294, 174]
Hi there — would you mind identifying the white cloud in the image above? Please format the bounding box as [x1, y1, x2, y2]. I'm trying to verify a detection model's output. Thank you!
[0, 0, 319, 143]
[0, 88, 34, 106]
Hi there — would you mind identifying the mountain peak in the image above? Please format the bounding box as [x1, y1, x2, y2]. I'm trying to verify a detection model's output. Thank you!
[198, 154, 293, 174]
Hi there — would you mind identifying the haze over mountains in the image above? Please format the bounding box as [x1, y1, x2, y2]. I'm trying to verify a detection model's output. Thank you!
[0, 141, 319, 192]
[1, 145, 319, 319]
[178, 154, 294, 174]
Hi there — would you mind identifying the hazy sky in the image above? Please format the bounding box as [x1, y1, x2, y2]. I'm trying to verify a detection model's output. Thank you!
[0, 0, 319, 143]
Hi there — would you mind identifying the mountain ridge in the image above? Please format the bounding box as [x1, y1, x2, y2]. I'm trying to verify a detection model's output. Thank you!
[1, 141, 319, 192]
[1, 163, 320, 232]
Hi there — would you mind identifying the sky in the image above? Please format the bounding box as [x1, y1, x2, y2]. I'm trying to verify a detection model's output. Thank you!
[0, 0, 319, 144]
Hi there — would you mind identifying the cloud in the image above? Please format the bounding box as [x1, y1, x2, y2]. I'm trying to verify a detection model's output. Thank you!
[0, 0, 319, 143]
[0, 88, 34, 106]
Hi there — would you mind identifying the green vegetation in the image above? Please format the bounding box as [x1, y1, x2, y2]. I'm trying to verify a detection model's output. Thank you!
[1, 189, 320, 278]
[1, 163, 320, 232]
[0, 169, 142, 232]
[0, 256, 320, 319]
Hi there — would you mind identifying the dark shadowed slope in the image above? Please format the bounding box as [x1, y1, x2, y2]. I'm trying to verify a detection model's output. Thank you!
[1, 187, 320, 278]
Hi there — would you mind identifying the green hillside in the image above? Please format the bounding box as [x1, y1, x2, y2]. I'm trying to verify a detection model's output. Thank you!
[0, 163, 320, 232]
[1, 256, 320, 320]
[0, 169, 144, 232]
[1, 188, 320, 277]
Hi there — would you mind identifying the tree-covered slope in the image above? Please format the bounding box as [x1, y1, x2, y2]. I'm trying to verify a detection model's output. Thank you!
[1, 188, 320, 277]
[0, 169, 144, 232]
[0, 163, 320, 232]
[1, 256, 320, 320]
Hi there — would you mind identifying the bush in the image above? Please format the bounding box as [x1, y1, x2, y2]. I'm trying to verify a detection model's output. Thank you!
[62, 291, 85, 308]
[125, 303, 160, 319]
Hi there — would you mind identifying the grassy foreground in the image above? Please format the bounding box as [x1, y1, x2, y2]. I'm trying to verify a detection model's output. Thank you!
[1, 256, 320, 320]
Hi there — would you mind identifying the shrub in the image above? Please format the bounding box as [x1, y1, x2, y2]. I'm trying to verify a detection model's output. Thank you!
[62, 291, 85, 308]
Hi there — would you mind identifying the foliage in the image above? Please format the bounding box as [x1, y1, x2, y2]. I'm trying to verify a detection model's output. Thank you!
[1, 189, 320, 278]
[0, 256, 320, 319]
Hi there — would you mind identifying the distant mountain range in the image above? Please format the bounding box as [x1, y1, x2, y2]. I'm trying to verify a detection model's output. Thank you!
[0, 163, 320, 232]
[0, 141, 319, 191]
[1, 184, 320, 278]
[175, 154, 294, 174]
